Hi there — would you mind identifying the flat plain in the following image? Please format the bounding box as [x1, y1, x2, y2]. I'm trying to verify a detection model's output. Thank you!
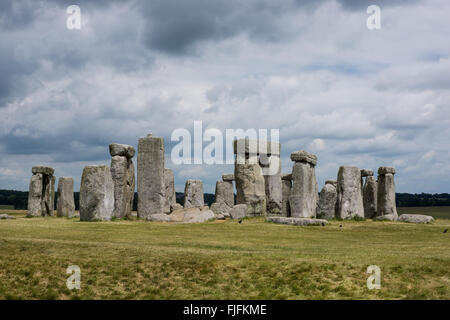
[0, 207, 449, 299]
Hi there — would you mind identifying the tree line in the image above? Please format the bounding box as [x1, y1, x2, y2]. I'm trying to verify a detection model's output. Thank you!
[1, 189, 449, 210]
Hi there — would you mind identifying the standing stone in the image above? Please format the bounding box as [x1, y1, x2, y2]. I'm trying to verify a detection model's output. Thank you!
[261, 154, 282, 215]
[363, 175, 377, 219]
[109, 143, 135, 219]
[377, 167, 397, 220]
[184, 179, 204, 208]
[316, 180, 337, 220]
[137, 134, 169, 219]
[164, 169, 176, 210]
[336, 166, 364, 219]
[79, 165, 114, 221]
[56, 177, 75, 218]
[234, 161, 266, 216]
[281, 174, 292, 217]
[211, 180, 234, 216]
[27, 173, 43, 217]
[27, 166, 55, 217]
[289, 151, 318, 218]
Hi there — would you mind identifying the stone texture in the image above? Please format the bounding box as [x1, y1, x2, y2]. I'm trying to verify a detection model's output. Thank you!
[325, 179, 337, 187]
[56, 177, 75, 218]
[281, 178, 291, 217]
[290, 151, 317, 166]
[32, 166, 55, 176]
[211, 180, 234, 216]
[137, 134, 169, 219]
[233, 139, 281, 155]
[222, 174, 235, 181]
[336, 166, 364, 219]
[79, 165, 114, 221]
[171, 203, 183, 211]
[377, 167, 398, 220]
[398, 214, 434, 224]
[281, 174, 292, 181]
[235, 160, 266, 216]
[230, 204, 247, 219]
[360, 169, 374, 177]
[289, 154, 318, 218]
[261, 156, 282, 215]
[110, 156, 135, 219]
[0, 214, 15, 219]
[316, 182, 337, 220]
[164, 169, 176, 210]
[183, 179, 204, 208]
[109, 143, 135, 159]
[147, 207, 215, 223]
[27, 173, 43, 217]
[363, 176, 377, 219]
[267, 216, 328, 226]
[184, 209, 215, 223]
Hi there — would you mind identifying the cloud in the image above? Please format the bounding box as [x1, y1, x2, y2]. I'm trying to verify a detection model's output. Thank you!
[0, 0, 449, 194]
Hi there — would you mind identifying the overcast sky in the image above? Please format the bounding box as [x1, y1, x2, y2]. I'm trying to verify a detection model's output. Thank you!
[1, 0, 449, 193]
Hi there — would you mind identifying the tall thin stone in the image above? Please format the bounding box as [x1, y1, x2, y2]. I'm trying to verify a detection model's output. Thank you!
[137, 134, 169, 219]
[56, 177, 75, 218]
[363, 174, 377, 219]
[27, 173, 43, 217]
[27, 166, 55, 217]
[377, 167, 397, 219]
[289, 151, 318, 218]
[80, 165, 114, 221]
[336, 166, 364, 219]
[281, 174, 292, 217]
[164, 168, 176, 210]
[261, 154, 282, 215]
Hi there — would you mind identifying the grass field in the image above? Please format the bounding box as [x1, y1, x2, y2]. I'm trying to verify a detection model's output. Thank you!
[0, 207, 449, 300]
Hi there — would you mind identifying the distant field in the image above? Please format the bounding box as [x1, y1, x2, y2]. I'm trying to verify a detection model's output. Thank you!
[0, 205, 14, 210]
[0, 211, 449, 300]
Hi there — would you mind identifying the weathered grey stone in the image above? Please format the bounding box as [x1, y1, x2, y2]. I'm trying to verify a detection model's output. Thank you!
[164, 169, 176, 210]
[137, 134, 169, 219]
[235, 160, 266, 216]
[215, 213, 226, 220]
[147, 213, 172, 222]
[378, 167, 396, 175]
[316, 182, 337, 220]
[230, 204, 247, 219]
[289, 158, 318, 218]
[377, 167, 397, 220]
[281, 174, 292, 181]
[109, 143, 135, 159]
[42, 175, 55, 216]
[79, 165, 114, 221]
[147, 207, 216, 223]
[281, 178, 291, 217]
[233, 139, 281, 155]
[184, 209, 215, 223]
[261, 155, 282, 215]
[290, 151, 317, 166]
[171, 203, 183, 211]
[27, 173, 43, 217]
[183, 179, 204, 208]
[110, 156, 135, 219]
[373, 214, 396, 221]
[325, 179, 337, 187]
[398, 214, 434, 224]
[336, 166, 364, 219]
[222, 174, 235, 181]
[363, 176, 377, 219]
[360, 169, 374, 177]
[0, 214, 15, 219]
[267, 216, 328, 226]
[32, 166, 54, 176]
[56, 177, 75, 218]
[211, 180, 234, 216]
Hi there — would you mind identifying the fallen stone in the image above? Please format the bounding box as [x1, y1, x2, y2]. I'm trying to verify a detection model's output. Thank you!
[267, 216, 328, 226]
[183, 179, 204, 208]
[79, 165, 114, 221]
[336, 166, 364, 219]
[109, 143, 135, 159]
[147, 213, 172, 222]
[171, 203, 183, 211]
[398, 214, 434, 224]
[0, 214, 15, 219]
[230, 204, 247, 219]
[56, 177, 76, 218]
[373, 214, 396, 221]
[215, 213, 226, 220]
[184, 209, 215, 223]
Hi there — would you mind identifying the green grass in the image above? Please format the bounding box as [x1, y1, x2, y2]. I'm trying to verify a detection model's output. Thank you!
[0, 208, 449, 300]
[397, 206, 450, 220]
[0, 205, 14, 210]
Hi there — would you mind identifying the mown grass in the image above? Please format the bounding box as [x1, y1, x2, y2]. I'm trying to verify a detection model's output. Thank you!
[0, 208, 449, 300]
